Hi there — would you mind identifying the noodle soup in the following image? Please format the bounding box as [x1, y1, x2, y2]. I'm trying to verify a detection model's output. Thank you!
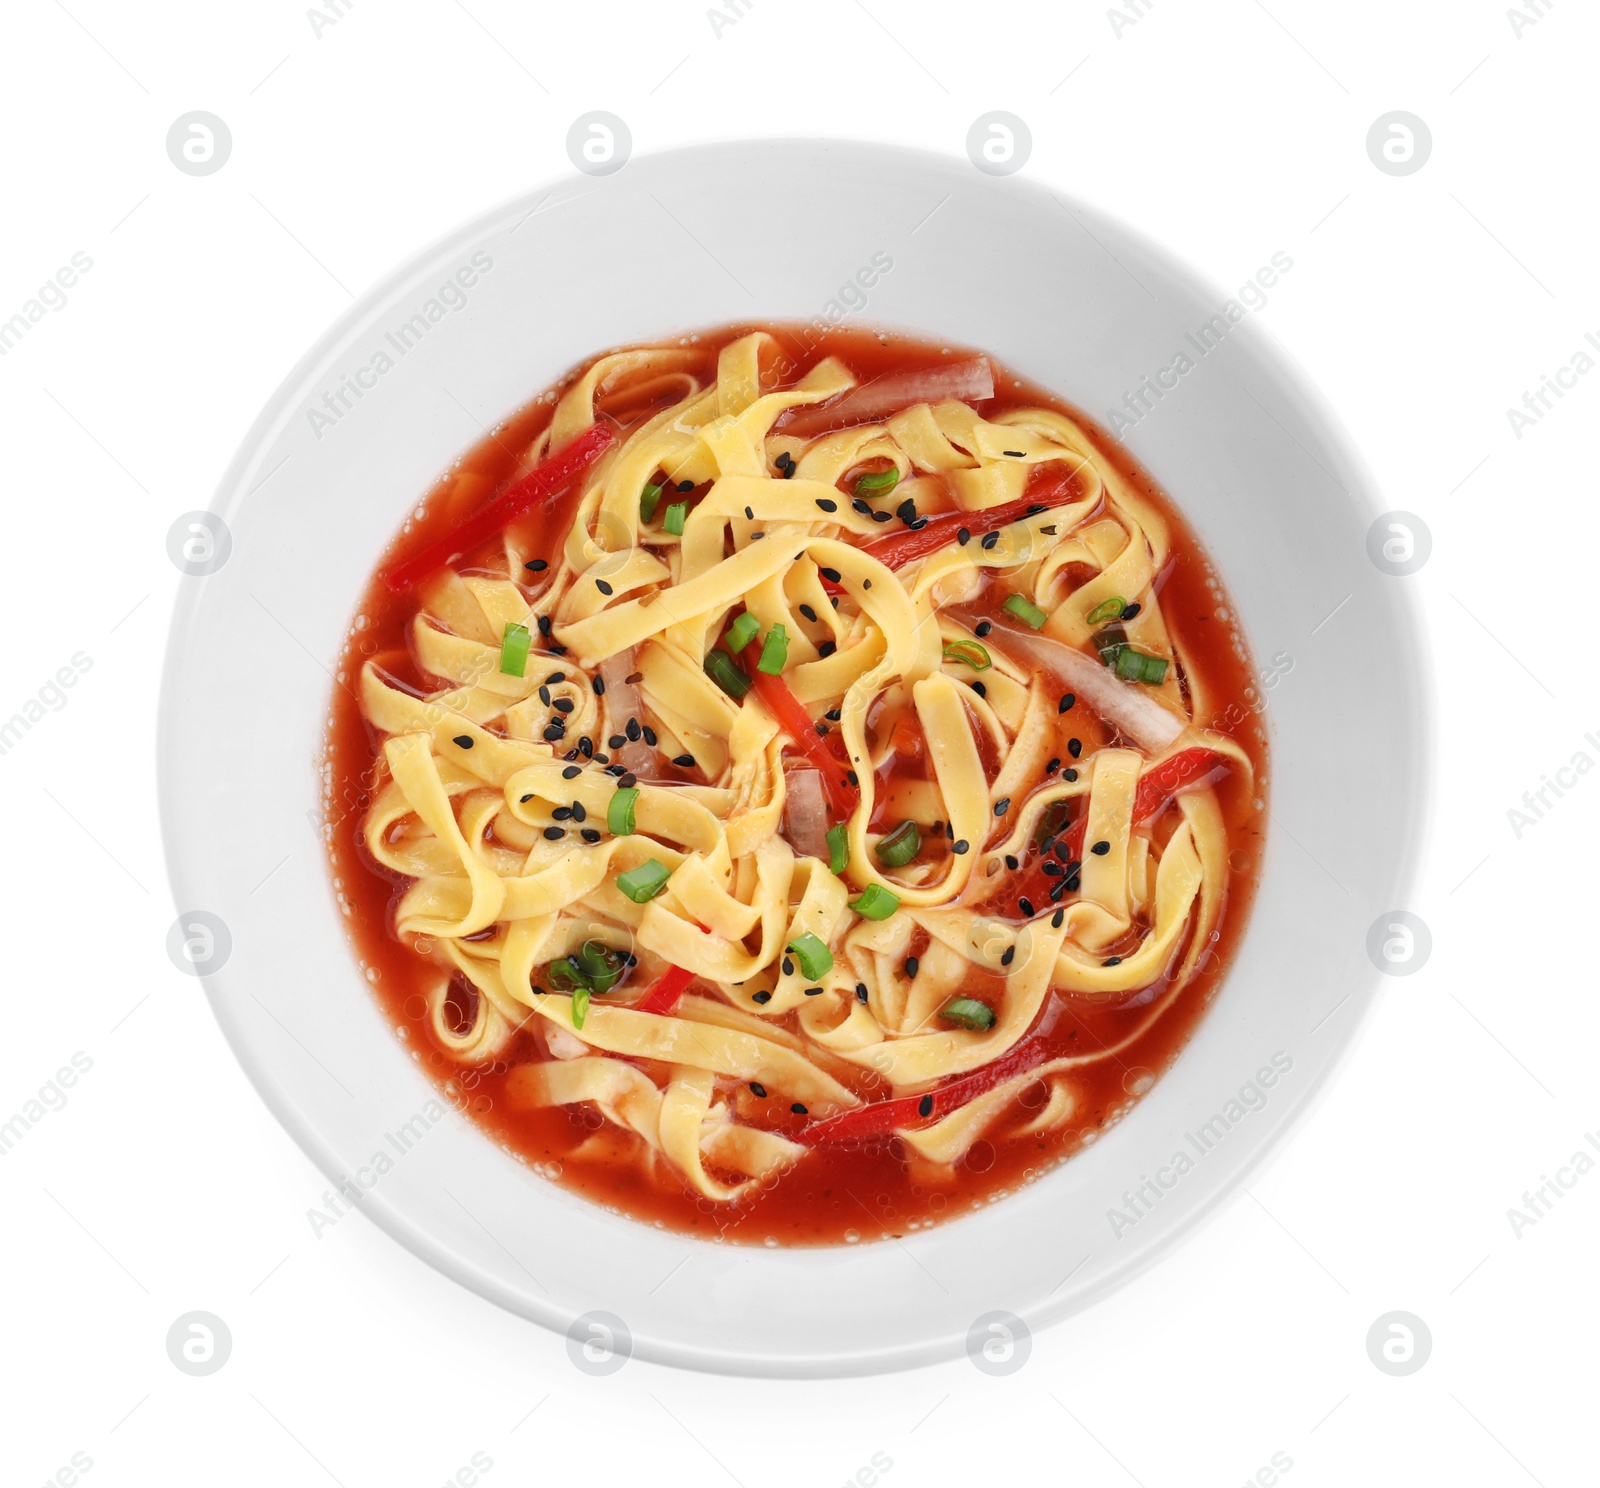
[325, 325, 1267, 1245]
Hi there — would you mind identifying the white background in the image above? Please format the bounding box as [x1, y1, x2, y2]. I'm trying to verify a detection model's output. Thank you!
[1, 0, 1593, 1484]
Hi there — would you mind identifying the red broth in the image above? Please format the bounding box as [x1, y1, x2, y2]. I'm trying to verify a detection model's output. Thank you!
[324, 324, 1268, 1246]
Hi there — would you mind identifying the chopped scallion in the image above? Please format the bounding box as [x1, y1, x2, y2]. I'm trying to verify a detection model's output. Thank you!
[875, 820, 921, 869]
[1114, 646, 1169, 685]
[663, 500, 688, 536]
[724, 611, 760, 653]
[787, 932, 833, 980]
[1086, 596, 1126, 624]
[853, 466, 900, 497]
[940, 996, 995, 1030]
[757, 622, 789, 675]
[607, 785, 639, 836]
[826, 822, 849, 876]
[616, 859, 671, 904]
[703, 648, 752, 700]
[499, 621, 532, 677]
[849, 883, 900, 920]
[570, 985, 591, 1029]
[941, 639, 992, 671]
[1003, 594, 1048, 630]
[640, 481, 664, 522]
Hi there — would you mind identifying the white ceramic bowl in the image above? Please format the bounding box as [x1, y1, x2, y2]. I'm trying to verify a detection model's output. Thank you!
[159, 140, 1429, 1376]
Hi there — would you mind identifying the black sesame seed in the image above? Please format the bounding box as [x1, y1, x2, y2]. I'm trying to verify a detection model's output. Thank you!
[595, 579, 613, 596]
[538, 685, 552, 706]
[1041, 835, 1058, 854]
[1026, 503, 1047, 515]
[871, 510, 892, 523]
[820, 567, 842, 583]
[1121, 603, 1142, 620]
[1049, 880, 1069, 902]
[907, 517, 929, 530]
[791, 1102, 807, 1114]
[453, 734, 473, 749]
[1068, 739, 1083, 758]
[862, 579, 872, 590]
[545, 670, 566, 685]
[896, 499, 916, 524]
[1045, 757, 1060, 774]
[918, 1094, 934, 1117]
[536, 615, 552, 636]
[604, 764, 626, 776]
[815, 723, 829, 737]
[1064, 768, 1079, 782]
[1103, 956, 1122, 967]
[971, 681, 986, 698]
[799, 604, 818, 622]
[618, 772, 637, 789]
[593, 676, 606, 695]
[782, 465, 795, 479]
[1064, 873, 1081, 891]
[1040, 524, 1058, 535]
[744, 505, 754, 520]
[851, 498, 872, 516]
[625, 672, 643, 685]
[994, 798, 1010, 817]
[1059, 693, 1076, 713]
[549, 643, 567, 656]
[625, 719, 641, 742]
[980, 531, 1000, 550]
[552, 807, 573, 821]
[1042, 861, 1063, 877]
[676, 479, 694, 492]
[1005, 854, 1019, 870]
[608, 734, 626, 749]
[845, 769, 859, 786]
[830, 596, 840, 609]
[905, 957, 919, 978]
[562, 765, 581, 779]
[1018, 896, 1035, 917]
[554, 698, 574, 714]
[804, 986, 824, 997]
[1091, 839, 1110, 856]
[642, 726, 657, 746]
[520, 793, 534, 804]
[1051, 908, 1065, 928]
[1003, 450, 1025, 458]
[581, 828, 601, 843]
[543, 827, 564, 841]
[952, 840, 970, 855]
[782, 958, 794, 976]
[571, 802, 586, 822]
[816, 498, 838, 513]
[750, 1081, 767, 1097]
[957, 528, 971, 546]
[524, 558, 549, 572]
[579, 737, 594, 758]
[818, 640, 837, 657]
[825, 707, 841, 721]
[1001, 945, 1015, 966]
[975, 620, 992, 637]
[753, 991, 772, 1005]
[856, 983, 869, 1004]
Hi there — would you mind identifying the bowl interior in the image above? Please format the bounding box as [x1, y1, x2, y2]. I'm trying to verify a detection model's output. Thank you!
[159, 140, 1426, 1376]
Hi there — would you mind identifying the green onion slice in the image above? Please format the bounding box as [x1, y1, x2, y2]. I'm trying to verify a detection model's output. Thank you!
[874, 819, 921, 868]
[826, 822, 849, 875]
[617, 859, 671, 904]
[499, 621, 532, 678]
[940, 996, 996, 1030]
[607, 786, 639, 836]
[640, 481, 664, 523]
[853, 466, 900, 496]
[1114, 647, 1169, 685]
[663, 500, 688, 536]
[787, 932, 834, 980]
[849, 883, 900, 921]
[570, 985, 591, 1029]
[704, 649, 752, 700]
[757, 622, 789, 675]
[724, 611, 760, 653]
[1086, 596, 1126, 624]
[573, 938, 625, 993]
[1003, 594, 1049, 630]
[941, 639, 991, 671]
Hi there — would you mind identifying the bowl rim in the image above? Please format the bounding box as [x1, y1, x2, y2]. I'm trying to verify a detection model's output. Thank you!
[158, 136, 1434, 1375]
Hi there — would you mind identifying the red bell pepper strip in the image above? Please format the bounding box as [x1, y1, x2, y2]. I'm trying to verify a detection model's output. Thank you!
[635, 962, 696, 1015]
[1131, 746, 1225, 820]
[800, 1035, 1053, 1143]
[381, 421, 616, 592]
[825, 471, 1080, 587]
[740, 634, 859, 818]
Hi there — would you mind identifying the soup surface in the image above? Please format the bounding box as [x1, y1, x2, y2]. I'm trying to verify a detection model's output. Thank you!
[325, 323, 1268, 1246]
